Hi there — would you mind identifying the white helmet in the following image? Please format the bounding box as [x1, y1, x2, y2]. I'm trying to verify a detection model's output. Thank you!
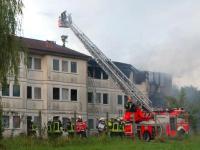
[78, 115, 82, 119]
[99, 117, 105, 121]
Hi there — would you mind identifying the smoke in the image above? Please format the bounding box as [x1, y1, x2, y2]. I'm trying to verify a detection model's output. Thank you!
[129, 30, 200, 89]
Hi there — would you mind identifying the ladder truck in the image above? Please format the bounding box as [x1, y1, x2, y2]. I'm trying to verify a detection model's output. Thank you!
[58, 11, 189, 141]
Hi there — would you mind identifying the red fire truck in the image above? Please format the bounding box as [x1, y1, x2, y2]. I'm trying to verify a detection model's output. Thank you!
[123, 100, 189, 141]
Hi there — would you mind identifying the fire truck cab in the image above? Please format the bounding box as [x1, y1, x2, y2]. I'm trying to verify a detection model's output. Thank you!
[155, 108, 189, 137]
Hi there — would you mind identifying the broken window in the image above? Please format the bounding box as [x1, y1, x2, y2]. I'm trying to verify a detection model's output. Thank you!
[2, 116, 9, 128]
[71, 89, 77, 101]
[34, 87, 41, 99]
[88, 92, 93, 103]
[96, 93, 101, 104]
[117, 95, 123, 105]
[13, 116, 20, 128]
[88, 67, 94, 77]
[62, 88, 69, 100]
[102, 71, 108, 80]
[2, 84, 9, 96]
[71, 62, 77, 73]
[94, 67, 101, 79]
[53, 87, 60, 100]
[34, 58, 41, 70]
[27, 86, 32, 99]
[53, 59, 59, 71]
[62, 60, 68, 72]
[13, 84, 20, 97]
[103, 93, 108, 104]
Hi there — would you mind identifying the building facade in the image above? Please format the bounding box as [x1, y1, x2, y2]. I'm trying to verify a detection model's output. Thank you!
[0, 37, 171, 136]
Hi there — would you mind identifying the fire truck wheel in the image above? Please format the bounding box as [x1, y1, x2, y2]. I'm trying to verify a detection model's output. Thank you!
[143, 132, 151, 142]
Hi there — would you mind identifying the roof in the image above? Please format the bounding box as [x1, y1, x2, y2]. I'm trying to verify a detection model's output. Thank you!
[88, 59, 147, 84]
[20, 37, 90, 60]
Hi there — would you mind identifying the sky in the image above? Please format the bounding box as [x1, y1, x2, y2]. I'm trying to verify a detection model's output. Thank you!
[22, 0, 200, 88]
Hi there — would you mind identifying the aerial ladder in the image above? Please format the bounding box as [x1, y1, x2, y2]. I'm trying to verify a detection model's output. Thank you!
[58, 11, 153, 113]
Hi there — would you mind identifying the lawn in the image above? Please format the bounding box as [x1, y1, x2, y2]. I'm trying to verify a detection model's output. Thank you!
[0, 135, 200, 150]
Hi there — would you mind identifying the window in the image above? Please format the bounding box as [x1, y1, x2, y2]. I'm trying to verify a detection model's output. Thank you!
[2, 116, 9, 128]
[34, 87, 41, 99]
[62, 60, 68, 72]
[28, 57, 41, 70]
[62, 88, 69, 100]
[13, 116, 20, 128]
[53, 59, 59, 71]
[102, 71, 108, 79]
[124, 95, 128, 106]
[117, 95, 123, 105]
[13, 84, 20, 97]
[88, 92, 93, 103]
[28, 57, 32, 69]
[34, 58, 41, 69]
[71, 62, 77, 73]
[88, 119, 94, 129]
[94, 68, 101, 79]
[88, 67, 94, 77]
[27, 86, 32, 99]
[71, 89, 77, 101]
[103, 93, 108, 104]
[96, 93, 101, 104]
[53, 88, 60, 100]
[2, 84, 9, 96]
[34, 116, 39, 126]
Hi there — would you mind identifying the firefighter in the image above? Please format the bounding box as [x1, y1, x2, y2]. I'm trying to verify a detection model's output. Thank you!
[75, 115, 87, 137]
[125, 96, 136, 112]
[97, 117, 107, 134]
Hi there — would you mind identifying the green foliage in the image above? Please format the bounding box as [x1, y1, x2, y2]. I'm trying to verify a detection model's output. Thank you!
[0, 0, 24, 83]
[0, 103, 3, 139]
[1, 136, 200, 150]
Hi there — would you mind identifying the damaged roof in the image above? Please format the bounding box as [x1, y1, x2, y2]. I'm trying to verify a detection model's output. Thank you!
[20, 37, 90, 60]
[88, 59, 147, 84]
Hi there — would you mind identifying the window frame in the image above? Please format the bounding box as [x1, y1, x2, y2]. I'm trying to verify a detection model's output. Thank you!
[88, 92, 93, 103]
[34, 87, 42, 99]
[34, 57, 42, 70]
[70, 89, 78, 101]
[88, 119, 94, 129]
[2, 84, 10, 97]
[13, 116, 20, 129]
[28, 56, 42, 70]
[62, 88, 69, 100]
[103, 93, 109, 105]
[27, 86, 32, 99]
[62, 60, 68, 72]
[96, 93, 101, 104]
[71, 61, 77, 73]
[53, 59, 60, 71]
[13, 84, 20, 97]
[117, 95, 123, 105]
[53, 87, 60, 100]
[2, 116, 10, 129]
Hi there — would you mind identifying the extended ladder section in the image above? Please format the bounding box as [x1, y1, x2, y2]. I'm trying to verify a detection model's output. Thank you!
[58, 11, 153, 112]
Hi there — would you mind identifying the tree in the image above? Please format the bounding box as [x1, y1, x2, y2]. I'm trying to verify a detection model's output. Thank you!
[0, 103, 3, 139]
[0, 0, 24, 83]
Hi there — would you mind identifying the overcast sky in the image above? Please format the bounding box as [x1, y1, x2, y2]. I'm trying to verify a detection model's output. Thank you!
[22, 0, 200, 88]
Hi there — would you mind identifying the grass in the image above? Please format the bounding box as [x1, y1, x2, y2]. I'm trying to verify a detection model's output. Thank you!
[0, 135, 200, 150]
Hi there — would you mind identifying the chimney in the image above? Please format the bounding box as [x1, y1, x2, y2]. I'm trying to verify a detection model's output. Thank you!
[61, 35, 68, 47]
